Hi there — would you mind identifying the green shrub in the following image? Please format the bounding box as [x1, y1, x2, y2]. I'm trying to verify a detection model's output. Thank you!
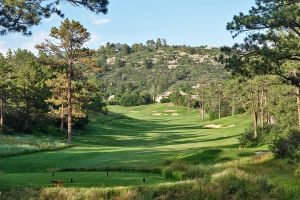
[162, 161, 213, 180]
[210, 168, 281, 200]
[160, 98, 171, 103]
[107, 99, 120, 105]
[239, 125, 273, 147]
[269, 128, 300, 162]
[119, 91, 153, 107]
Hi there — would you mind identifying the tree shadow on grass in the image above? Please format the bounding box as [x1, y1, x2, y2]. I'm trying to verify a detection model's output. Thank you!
[75, 112, 239, 148]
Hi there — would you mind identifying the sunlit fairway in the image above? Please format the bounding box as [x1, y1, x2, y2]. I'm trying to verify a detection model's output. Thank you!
[0, 103, 260, 188]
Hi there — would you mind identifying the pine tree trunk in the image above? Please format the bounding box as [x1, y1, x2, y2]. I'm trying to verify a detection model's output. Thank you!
[293, 70, 300, 128]
[250, 79, 257, 138]
[60, 104, 64, 133]
[198, 87, 203, 122]
[253, 111, 257, 138]
[199, 86, 205, 122]
[0, 98, 3, 132]
[67, 63, 73, 143]
[260, 90, 264, 127]
[296, 87, 300, 128]
[232, 96, 235, 116]
[198, 100, 202, 121]
[218, 93, 221, 119]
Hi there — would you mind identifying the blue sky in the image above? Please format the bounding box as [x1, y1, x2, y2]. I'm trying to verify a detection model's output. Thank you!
[0, 0, 255, 54]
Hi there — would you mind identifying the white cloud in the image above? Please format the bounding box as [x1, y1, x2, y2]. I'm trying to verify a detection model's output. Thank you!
[21, 31, 51, 54]
[86, 32, 103, 49]
[0, 29, 103, 55]
[0, 41, 8, 55]
[0, 31, 52, 55]
[91, 17, 111, 26]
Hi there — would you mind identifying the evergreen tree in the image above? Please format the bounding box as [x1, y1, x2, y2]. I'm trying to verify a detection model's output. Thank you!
[36, 19, 91, 143]
[0, 0, 109, 35]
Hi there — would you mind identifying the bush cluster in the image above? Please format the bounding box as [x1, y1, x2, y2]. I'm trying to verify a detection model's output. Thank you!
[119, 92, 153, 107]
[239, 125, 300, 162]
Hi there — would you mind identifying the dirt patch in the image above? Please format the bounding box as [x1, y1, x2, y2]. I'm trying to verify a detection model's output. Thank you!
[171, 113, 179, 116]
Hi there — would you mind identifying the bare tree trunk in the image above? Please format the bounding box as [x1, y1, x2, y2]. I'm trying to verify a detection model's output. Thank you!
[60, 104, 64, 133]
[67, 63, 73, 143]
[293, 69, 300, 128]
[199, 85, 205, 122]
[232, 96, 235, 116]
[250, 80, 257, 138]
[198, 100, 202, 120]
[202, 102, 205, 122]
[0, 98, 3, 132]
[218, 92, 221, 119]
[296, 87, 300, 128]
[260, 90, 264, 127]
[253, 111, 258, 138]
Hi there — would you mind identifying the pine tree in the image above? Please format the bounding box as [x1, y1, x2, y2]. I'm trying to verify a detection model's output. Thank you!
[36, 19, 90, 143]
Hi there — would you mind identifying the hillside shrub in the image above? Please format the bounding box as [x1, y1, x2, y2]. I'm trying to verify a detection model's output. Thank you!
[162, 161, 213, 180]
[107, 99, 120, 105]
[120, 92, 153, 106]
[210, 168, 280, 200]
[160, 98, 171, 103]
[269, 128, 300, 163]
[239, 125, 273, 147]
[169, 91, 186, 106]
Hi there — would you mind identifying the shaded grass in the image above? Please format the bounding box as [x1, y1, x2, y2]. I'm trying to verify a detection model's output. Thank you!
[0, 104, 254, 175]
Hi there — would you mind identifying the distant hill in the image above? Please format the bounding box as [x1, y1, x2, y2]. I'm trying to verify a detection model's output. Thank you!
[94, 40, 229, 100]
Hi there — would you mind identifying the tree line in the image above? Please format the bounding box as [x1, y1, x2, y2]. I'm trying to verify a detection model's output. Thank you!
[0, 19, 106, 143]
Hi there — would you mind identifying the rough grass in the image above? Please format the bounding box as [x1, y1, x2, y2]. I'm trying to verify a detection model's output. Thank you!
[0, 170, 285, 200]
[0, 134, 67, 157]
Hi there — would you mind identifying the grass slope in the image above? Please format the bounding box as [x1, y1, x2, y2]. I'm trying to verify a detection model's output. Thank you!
[0, 103, 256, 188]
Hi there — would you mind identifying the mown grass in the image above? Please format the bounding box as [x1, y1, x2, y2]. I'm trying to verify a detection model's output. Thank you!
[0, 103, 254, 174]
[0, 103, 298, 199]
[0, 167, 288, 200]
[0, 171, 164, 189]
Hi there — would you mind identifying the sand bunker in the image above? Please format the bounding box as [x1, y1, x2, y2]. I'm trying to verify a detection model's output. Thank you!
[164, 110, 177, 113]
[152, 113, 162, 116]
[224, 125, 236, 128]
[204, 124, 222, 128]
[204, 124, 236, 129]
